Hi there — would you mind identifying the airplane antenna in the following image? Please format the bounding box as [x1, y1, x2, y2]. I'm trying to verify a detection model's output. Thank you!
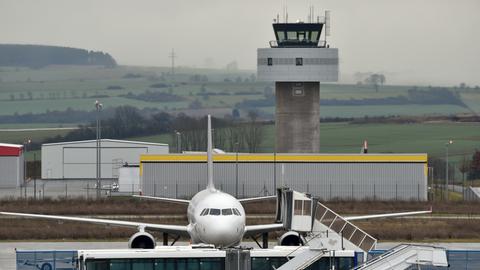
[207, 115, 215, 190]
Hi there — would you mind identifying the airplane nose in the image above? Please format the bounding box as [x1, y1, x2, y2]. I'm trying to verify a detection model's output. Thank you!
[207, 223, 238, 247]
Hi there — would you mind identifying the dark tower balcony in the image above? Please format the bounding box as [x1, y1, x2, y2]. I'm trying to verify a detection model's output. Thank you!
[270, 23, 325, 48]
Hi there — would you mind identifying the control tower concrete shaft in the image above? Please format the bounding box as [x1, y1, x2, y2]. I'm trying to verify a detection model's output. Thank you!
[257, 21, 338, 153]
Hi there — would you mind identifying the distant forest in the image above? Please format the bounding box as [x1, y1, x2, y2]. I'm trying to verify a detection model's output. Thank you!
[0, 44, 117, 68]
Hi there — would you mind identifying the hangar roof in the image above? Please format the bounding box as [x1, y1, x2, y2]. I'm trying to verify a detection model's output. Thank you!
[140, 153, 428, 163]
[42, 139, 167, 147]
[0, 143, 23, 156]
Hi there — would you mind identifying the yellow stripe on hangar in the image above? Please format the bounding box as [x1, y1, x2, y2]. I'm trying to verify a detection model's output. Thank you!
[140, 154, 427, 163]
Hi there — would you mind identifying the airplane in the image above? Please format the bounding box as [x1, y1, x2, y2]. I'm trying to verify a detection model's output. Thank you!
[0, 115, 431, 248]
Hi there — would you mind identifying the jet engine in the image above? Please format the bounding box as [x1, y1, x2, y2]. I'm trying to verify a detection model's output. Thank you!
[278, 231, 304, 246]
[128, 231, 156, 249]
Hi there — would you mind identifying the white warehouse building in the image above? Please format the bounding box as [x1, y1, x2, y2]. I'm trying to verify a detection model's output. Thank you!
[0, 143, 24, 188]
[42, 139, 168, 180]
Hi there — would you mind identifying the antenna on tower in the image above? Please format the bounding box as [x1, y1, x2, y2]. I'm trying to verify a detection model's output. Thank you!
[169, 48, 177, 76]
[311, 5, 315, 23]
[308, 5, 311, 23]
[285, 1, 288, 23]
[325, 10, 331, 45]
[325, 10, 331, 36]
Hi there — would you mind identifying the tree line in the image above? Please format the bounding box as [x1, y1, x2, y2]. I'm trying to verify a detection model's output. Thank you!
[0, 44, 117, 68]
[33, 106, 264, 153]
[235, 87, 466, 109]
[429, 150, 480, 184]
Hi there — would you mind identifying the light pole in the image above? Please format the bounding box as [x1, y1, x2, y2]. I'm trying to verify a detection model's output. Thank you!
[235, 142, 239, 198]
[175, 131, 181, 153]
[445, 140, 453, 201]
[23, 139, 31, 198]
[95, 100, 103, 199]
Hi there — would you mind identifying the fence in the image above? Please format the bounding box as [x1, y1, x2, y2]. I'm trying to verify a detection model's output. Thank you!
[0, 179, 141, 199]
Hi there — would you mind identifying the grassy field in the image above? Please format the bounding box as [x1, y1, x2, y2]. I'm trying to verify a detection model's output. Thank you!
[1, 121, 478, 166]
[127, 122, 480, 161]
[0, 128, 71, 144]
[1, 65, 479, 167]
[1, 65, 479, 118]
[0, 123, 77, 129]
[259, 104, 471, 118]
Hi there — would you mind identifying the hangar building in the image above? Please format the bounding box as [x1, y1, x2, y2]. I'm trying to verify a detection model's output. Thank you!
[42, 139, 168, 180]
[140, 153, 428, 201]
[0, 143, 24, 188]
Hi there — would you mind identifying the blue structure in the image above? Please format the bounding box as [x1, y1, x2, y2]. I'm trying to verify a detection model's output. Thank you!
[16, 250, 76, 270]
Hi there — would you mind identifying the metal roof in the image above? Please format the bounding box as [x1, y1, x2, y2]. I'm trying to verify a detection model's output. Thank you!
[42, 139, 168, 147]
[0, 143, 23, 148]
[0, 143, 23, 156]
[141, 153, 428, 163]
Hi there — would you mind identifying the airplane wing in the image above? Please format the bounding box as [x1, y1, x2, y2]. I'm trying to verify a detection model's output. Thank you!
[0, 211, 190, 237]
[344, 209, 432, 221]
[132, 195, 190, 205]
[238, 196, 276, 203]
[244, 223, 284, 237]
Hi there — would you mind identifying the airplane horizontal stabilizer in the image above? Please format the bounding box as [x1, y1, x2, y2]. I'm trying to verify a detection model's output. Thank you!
[344, 209, 432, 221]
[244, 223, 284, 237]
[238, 196, 276, 203]
[132, 195, 190, 205]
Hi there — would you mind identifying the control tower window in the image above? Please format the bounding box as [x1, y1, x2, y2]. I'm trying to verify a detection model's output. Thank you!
[287, 31, 297, 40]
[298, 32, 306, 41]
[267, 58, 273, 66]
[310, 31, 319, 42]
[296, 58, 303, 66]
[276, 31, 285, 42]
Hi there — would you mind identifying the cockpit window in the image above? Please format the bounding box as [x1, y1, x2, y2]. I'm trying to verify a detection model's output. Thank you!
[222, 208, 233, 215]
[233, 208, 241, 216]
[200, 208, 208, 216]
[209, 208, 220, 216]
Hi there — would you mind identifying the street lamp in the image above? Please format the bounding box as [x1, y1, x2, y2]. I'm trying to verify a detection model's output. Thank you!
[445, 139, 453, 201]
[235, 142, 239, 198]
[95, 100, 103, 199]
[23, 139, 31, 198]
[175, 131, 181, 153]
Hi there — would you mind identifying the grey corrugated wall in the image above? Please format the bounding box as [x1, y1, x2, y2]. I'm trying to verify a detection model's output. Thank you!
[142, 162, 427, 201]
[0, 156, 21, 188]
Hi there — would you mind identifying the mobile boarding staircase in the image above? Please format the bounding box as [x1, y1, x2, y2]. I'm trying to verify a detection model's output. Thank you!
[275, 188, 448, 270]
[352, 244, 448, 270]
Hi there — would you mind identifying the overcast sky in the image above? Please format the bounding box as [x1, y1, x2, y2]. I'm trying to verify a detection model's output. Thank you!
[1, 0, 479, 85]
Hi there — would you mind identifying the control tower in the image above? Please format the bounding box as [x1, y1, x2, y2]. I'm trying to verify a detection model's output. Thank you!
[257, 14, 339, 153]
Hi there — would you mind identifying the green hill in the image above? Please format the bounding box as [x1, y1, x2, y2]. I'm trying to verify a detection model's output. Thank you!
[0, 44, 117, 68]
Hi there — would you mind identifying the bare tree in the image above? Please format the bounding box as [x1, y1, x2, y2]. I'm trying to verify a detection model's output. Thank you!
[365, 73, 386, 92]
[244, 111, 264, 153]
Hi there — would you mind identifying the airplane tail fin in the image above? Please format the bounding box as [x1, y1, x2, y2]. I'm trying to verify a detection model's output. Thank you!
[207, 115, 215, 190]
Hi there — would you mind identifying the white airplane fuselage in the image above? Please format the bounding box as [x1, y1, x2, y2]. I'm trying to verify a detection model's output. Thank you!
[186, 188, 246, 247]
